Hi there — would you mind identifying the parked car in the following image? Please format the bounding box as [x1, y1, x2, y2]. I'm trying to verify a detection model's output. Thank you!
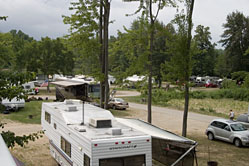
[237, 114, 249, 129]
[108, 98, 129, 110]
[205, 119, 249, 147]
[205, 82, 218, 88]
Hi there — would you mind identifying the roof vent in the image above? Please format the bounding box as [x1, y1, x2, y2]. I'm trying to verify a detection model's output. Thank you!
[111, 128, 122, 135]
[66, 106, 78, 112]
[89, 118, 112, 128]
[74, 127, 86, 132]
[65, 100, 73, 105]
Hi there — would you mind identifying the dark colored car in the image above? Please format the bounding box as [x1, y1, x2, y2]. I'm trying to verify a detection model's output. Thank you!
[205, 82, 218, 88]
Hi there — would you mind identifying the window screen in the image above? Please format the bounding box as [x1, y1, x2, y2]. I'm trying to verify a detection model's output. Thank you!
[84, 154, 90, 166]
[61, 137, 71, 157]
[45, 112, 51, 124]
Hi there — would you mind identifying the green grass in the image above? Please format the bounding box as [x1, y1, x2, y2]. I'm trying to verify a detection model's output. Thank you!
[4, 101, 44, 124]
[109, 109, 130, 117]
[38, 89, 55, 95]
[124, 96, 249, 118]
[188, 134, 249, 166]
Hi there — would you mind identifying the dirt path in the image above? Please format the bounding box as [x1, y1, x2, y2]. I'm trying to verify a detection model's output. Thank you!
[127, 102, 218, 135]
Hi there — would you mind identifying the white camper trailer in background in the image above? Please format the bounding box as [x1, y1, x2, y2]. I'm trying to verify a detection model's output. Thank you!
[1, 97, 25, 110]
[41, 100, 152, 166]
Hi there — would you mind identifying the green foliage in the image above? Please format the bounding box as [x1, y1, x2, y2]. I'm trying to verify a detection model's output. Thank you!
[0, 32, 14, 69]
[0, 71, 35, 101]
[192, 25, 217, 76]
[1, 122, 43, 148]
[63, 0, 100, 78]
[221, 79, 237, 89]
[220, 11, 249, 72]
[0, 16, 8, 21]
[139, 87, 249, 104]
[231, 71, 249, 81]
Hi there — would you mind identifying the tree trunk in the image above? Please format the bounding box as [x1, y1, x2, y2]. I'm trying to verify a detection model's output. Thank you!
[182, 0, 195, 137]
[182, 83, 189, 137]
[46, 74, 50, 93]
[99, 0, 105, 108]
[104, 0, 110, 109]
[147, 0, 154, 123]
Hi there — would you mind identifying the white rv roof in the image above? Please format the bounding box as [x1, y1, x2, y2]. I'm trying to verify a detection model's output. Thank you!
[0, 135, 17, 166]
[116, 118, 195, 143]
[51, 81, 86, 87]
[43, 101, 148, 140]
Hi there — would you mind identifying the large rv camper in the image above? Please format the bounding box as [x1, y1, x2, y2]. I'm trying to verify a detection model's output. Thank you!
[51, 76, 100, 101]
[41, 100, 152, 166]
[42, 100, 197, 166]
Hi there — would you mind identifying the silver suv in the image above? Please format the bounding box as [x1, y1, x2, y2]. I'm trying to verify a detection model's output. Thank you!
[205, 119, 249, 147]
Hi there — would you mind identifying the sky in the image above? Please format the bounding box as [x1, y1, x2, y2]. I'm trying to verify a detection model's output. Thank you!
[1, 0, 249, 48]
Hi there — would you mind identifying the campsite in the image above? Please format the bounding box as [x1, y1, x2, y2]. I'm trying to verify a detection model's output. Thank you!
[1, 0, 249, 166]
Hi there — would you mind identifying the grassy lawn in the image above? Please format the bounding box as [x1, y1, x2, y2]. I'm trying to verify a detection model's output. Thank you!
[38, 88, 55, 95]
[109, 109, 130, 117]
[188, 134, 249, 166]
[2, 101, 45, 124]
[124, 96, 249, 118]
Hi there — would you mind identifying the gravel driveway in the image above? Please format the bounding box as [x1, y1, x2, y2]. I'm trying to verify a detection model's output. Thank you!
[128, 102, 219, 135]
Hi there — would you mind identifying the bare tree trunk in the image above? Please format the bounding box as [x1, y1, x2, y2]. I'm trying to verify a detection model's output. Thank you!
[104, 0, 110, 109]
[99, 0, 105, 108]
[182, 0, 195, 137]
[182, 83, 189, 137]
[46, 74, 50, 93]
[147, 0, 155, 123]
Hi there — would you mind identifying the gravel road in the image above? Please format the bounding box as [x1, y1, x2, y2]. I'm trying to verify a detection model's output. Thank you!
[128, 102, 218, 135]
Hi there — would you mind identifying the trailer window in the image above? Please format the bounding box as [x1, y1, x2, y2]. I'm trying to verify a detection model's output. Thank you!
[61, 137, 71, 157]
[45, 112, 51, 124]
[99, 154, 145, 166]
[84, 154, 90, 166]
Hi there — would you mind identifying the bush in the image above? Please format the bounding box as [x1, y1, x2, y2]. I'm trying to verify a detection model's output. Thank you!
[221, 79, 237, 89]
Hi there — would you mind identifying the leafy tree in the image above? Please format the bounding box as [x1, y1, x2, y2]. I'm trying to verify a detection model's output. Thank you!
[214, 49, 231, 77]
[10, 30, 34, 71]
[192, 25, 216, 76]
[0, 32, 14, 69]
[63, 0, 111, 108]
[0, 71, 43, 148]
[124, 0, 177, 123]
[0, 16, 43, 149]
[163, 0, 196, 136]
[220, 11, 249, 72]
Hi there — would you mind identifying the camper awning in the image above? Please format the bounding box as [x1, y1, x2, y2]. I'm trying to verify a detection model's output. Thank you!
[116, 118, 195, 144]
[51, 81, 86, 87]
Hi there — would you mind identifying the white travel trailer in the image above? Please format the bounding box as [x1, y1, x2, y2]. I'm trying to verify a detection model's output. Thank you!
[1, 97, 25, 110]
[41, 100, 152, 166]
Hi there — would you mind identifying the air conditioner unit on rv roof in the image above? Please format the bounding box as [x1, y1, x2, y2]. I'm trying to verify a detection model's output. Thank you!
[89, 118, 112, 128]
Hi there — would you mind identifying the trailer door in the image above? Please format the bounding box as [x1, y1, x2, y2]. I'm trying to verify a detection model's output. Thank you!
[99, 154, 145, 166]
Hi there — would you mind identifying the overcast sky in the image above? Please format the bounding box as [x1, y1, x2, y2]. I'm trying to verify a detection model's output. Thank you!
[1, 0, 249, 48]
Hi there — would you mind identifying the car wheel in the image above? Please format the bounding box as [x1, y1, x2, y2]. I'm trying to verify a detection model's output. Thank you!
[234, 138, 242, 147]
[208, 132, 214, 140]
[113, 105, 116, 110]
